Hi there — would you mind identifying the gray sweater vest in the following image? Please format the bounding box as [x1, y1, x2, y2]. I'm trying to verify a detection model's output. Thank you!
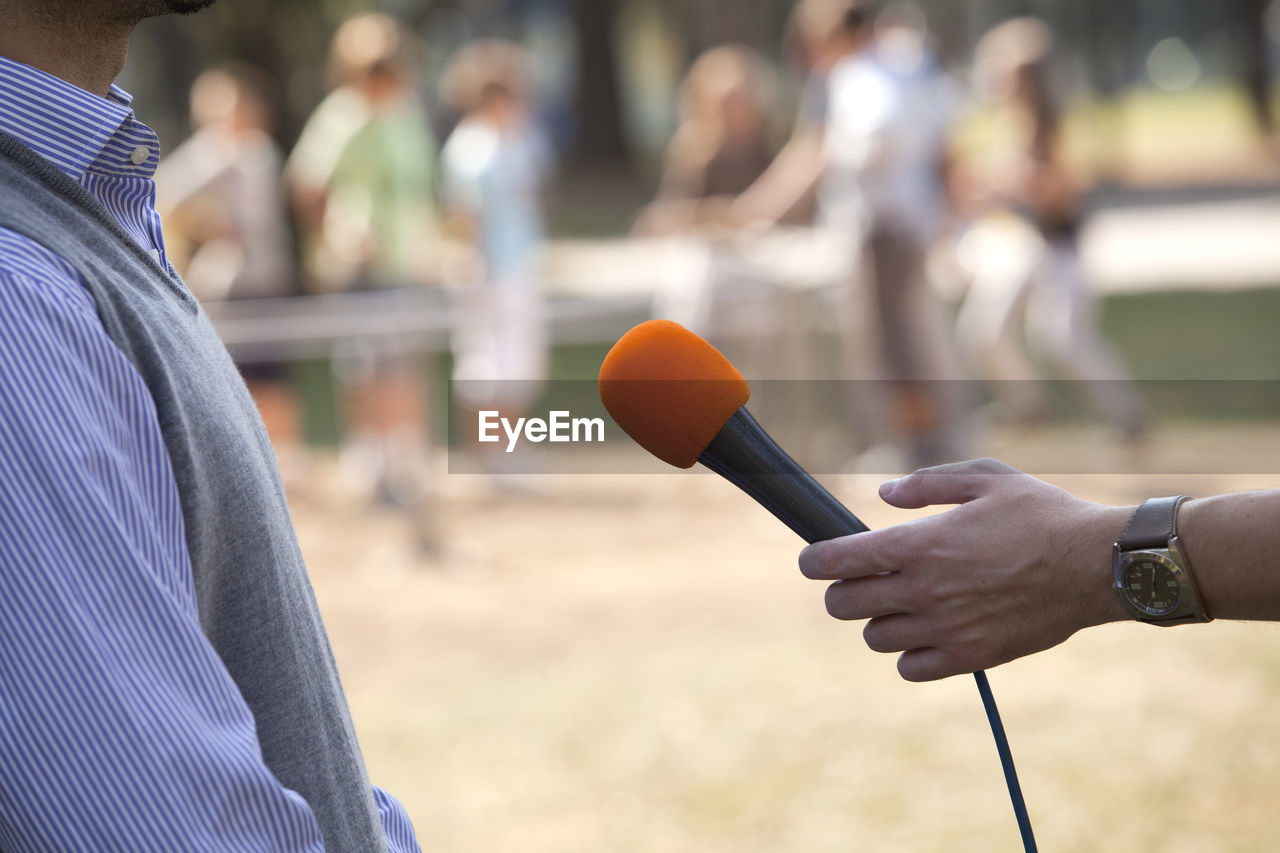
[0, 131, 387, 850]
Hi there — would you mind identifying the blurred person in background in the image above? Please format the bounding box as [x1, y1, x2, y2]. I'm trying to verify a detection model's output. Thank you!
[158, 63, 292, 302]
[954, 17, 1145, 442]
[286, 12, 439, 509]
[730, 0, 854, 227]
[287, 12, 437, 291]
[635, 44, 774, 237]
[820, 0, 965, 471]
[633, 45, 782, 367]
[156, 63, 304, 483]
[735, 0, 964, 469]
[439, 40, 553, 489]
[0, 0, 420, 847]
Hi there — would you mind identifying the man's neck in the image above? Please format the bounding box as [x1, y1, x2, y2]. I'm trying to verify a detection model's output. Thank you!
[0, 2, 135, 97]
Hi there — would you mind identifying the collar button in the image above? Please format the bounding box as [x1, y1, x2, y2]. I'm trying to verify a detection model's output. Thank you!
[130, 145, 151, 166]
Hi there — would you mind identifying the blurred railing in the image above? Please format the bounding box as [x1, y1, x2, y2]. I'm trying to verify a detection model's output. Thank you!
[206, 194, 1280, 365]
[204, 231, 853, 364]
[204, 288, 653, 364]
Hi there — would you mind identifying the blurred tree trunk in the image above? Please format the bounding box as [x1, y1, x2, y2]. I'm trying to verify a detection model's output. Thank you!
[569, 0, 631, 169]
[686, 0, 777, 55]
[1085, 0, 1138, 97]
[1237, 0, 1273, 135]
[212, 2, 305, 143]
[1081, 0, 1139, 182]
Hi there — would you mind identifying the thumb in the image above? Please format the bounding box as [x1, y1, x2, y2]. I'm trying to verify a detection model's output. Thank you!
[879, 458, 1015, 509]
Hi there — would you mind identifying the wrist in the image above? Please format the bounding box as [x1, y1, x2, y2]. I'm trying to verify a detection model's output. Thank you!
[1069, 503, 1134, 630]
[1173, 497, 1224, 619]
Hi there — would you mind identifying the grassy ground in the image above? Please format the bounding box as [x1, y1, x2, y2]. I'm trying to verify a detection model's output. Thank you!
[554, 85, 1280, 241]
[1102, 288, 1280, 381]
[295, 427, 1280, 851]
[954, 84, 1280, 190]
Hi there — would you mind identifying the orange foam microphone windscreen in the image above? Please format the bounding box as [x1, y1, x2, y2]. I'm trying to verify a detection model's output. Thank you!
[598, 319, 750, 468]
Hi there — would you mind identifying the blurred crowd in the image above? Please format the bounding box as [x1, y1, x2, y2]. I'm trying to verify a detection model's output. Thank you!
[155, 0, 1154, 511]
[632, 0, 1147, 468]
[159, 12, 554, 513]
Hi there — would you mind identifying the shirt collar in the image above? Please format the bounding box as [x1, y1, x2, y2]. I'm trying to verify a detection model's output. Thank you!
[0, 55, 160, 183]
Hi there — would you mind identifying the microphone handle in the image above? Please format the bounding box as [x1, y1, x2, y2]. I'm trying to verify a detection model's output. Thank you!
[697, 408, 869, 544]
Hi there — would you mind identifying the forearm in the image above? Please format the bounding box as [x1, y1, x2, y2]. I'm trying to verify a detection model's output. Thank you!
[730, 132, 823, 227]
[1178, 489, 1280, 621]
[1063, 487, 1280, 632]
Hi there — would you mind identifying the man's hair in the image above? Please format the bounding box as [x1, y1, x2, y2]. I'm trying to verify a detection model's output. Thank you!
[189, 61, 274, 130]
[840, 1, 879, 35]
[327, 12, 415, 88]
[678, 44, 771, 124]
[793, 0, 880, 44]
[439, 40, 530, 115]
[975, 16, 1054, 75]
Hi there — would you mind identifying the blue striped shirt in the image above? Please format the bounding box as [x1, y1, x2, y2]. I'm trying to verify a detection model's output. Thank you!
[0, 56, 420, 851]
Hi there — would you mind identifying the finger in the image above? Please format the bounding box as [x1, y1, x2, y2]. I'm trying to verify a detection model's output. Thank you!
[824, 576, 908, 622]
[799, 524, 921, 580]
[861, 613, 931, 654]
[896, 647, 973, 682]
[878, 457, 1017, 509]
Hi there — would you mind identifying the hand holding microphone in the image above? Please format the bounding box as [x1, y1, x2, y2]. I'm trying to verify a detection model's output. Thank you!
[599, 319, 1041, 851]
[599, 318, 1123, 681]
[799, 458, 1132, 681]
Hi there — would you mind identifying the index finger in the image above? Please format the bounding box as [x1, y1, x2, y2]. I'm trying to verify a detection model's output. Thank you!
[798, 522, 921, 581]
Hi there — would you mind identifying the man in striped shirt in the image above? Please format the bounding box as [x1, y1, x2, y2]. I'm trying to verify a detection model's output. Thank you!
[1, 2, 420, 849]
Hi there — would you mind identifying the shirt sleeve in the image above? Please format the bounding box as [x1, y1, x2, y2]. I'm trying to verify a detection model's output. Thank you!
[375, 787, 423, 852]
[824, 60, 899, 174]
[0, 233, 331, 850]
[284, 88, 369, 193]
[439, 126, 492, 219]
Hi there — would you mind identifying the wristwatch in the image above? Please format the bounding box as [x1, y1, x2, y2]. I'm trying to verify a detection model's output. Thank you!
[1112, 496, 1212, 625]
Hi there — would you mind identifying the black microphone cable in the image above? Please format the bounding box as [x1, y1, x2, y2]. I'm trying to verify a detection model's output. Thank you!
[599, 323, 1039, 851]
[974, 669, 1037, 852]
[700, 410, 1038, 851]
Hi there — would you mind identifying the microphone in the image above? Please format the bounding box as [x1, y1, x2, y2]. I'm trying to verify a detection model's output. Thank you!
[598, 319, 868, 544]
[598, 319, 1038, 852]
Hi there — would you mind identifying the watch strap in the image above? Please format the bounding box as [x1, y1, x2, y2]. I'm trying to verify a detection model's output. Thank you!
[1116, 495, 1188, 551]
[1114, 495, 1211, 624]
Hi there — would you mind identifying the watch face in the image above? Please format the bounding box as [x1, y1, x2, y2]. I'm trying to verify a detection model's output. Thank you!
[1120, 552, 1183, 617]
